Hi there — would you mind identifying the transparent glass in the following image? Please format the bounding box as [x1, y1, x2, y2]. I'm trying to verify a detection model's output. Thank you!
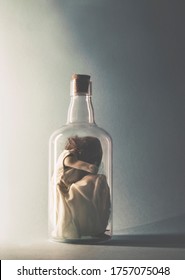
[48, 87, 112, 243]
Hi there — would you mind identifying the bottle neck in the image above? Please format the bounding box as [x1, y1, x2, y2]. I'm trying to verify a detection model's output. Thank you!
[67, 95, 95, 124]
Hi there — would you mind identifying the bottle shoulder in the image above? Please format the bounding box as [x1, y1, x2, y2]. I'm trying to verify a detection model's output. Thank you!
[49, 123, 112, 143]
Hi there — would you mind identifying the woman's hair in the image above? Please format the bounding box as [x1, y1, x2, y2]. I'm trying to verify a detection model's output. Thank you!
[65, 136, 102, 167]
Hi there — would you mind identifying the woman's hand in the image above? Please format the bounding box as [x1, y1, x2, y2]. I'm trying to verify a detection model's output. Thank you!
[89, 164, 98, 174]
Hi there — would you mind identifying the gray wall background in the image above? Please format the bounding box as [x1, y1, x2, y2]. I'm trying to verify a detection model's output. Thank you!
[0, 0, 185, 244]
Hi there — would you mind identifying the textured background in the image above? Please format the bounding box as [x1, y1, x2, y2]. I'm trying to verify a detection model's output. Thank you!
[0, 0, 185, 249]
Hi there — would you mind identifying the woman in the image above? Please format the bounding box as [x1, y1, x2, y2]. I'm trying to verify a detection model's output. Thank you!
[50, 136, 110, 240]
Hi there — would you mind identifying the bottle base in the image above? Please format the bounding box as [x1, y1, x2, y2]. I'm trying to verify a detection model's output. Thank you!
[49, 233, 111, 244]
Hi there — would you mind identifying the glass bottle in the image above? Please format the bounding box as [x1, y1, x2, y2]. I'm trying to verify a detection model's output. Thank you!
[48, 74, 112, 243]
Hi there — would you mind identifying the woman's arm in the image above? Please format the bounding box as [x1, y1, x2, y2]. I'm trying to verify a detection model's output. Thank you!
[64, 155, 98, 174]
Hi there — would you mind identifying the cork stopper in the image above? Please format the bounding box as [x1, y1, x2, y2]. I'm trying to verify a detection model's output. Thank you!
[70, 74, 92, 96]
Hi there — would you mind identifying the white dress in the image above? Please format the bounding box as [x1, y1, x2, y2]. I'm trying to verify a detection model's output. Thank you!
[50, 149, 110, 239]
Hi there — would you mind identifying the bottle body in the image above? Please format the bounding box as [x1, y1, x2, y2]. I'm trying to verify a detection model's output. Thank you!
[48, 75, 112, 243]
